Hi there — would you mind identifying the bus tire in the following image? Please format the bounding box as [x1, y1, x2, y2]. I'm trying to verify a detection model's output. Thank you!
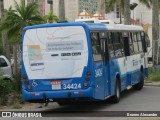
[133, 72, 144, 90]
[111, 78, 121, 103]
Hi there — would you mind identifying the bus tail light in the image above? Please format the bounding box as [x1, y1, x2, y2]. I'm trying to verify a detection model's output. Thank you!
[24, 80, 29, 85]
[22, 74, 28, 79]
[86, 71, 91, 76]
[85, 77, 90, 81]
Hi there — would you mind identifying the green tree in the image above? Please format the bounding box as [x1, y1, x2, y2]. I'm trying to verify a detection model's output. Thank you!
[152, 0, 159, 65]
[124, 0, 130, 25]
[44, 11, 59, 23]
[0, 0, 10, 59]
[0, 0, 44, 75]
[102, 0, 124, 23]
[103, 0, 152, 24]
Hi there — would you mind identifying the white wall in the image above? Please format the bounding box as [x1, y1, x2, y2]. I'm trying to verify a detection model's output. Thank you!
[4, 0, 20, 9]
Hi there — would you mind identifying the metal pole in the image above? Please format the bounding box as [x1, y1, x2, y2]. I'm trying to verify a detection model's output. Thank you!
[158, 25, 160, 64]
[133, 10, 134, 25]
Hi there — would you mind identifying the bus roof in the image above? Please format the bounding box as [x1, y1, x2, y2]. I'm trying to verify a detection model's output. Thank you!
[23, 22, 144, 32]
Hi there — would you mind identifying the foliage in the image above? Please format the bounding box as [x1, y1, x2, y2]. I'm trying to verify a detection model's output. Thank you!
[44, 11, 59, 23]
[102, 0, 153, 14]
[13, 99, 22, 109]
[148, 67, 160, 81]
[0, 79, 13, 96]
[12, 71, 22, 92]
[104, 0, 124, 14]
[0, 78, 13, 105]
[0, 71, 23, 106]
[0, 44, 3, 55]
[0, 0, 44, 43]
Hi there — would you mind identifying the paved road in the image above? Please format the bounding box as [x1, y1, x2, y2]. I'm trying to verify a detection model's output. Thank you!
[0, 86, 160, 120]
[43, 86, 160, 111]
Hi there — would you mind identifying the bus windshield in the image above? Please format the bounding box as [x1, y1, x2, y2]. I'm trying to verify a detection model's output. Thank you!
[23, 26, 88, 79]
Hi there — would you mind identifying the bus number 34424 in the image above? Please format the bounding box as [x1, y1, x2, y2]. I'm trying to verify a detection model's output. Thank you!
[63, 83, 81, 90]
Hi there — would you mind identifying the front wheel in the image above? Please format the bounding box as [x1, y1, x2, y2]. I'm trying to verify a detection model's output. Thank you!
[111, 78, 121, 103]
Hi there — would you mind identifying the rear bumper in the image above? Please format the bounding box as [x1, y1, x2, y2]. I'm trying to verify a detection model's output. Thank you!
[22, 87, 94, 102]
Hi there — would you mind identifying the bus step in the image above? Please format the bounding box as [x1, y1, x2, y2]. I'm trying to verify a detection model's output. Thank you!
[126, 86, 132, 90]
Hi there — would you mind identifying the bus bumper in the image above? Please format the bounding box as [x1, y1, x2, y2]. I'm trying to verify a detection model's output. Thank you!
[22, 87, 94, 102]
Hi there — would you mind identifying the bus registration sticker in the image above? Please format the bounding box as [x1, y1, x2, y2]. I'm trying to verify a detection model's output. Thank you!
[50, 81, 62, 90]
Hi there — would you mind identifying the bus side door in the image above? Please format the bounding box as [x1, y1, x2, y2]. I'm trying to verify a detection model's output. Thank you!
[99, 32, 110, 97]
[91, 32, 106, 100]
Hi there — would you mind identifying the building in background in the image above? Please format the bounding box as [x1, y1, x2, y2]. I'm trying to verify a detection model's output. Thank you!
[3, 0, 104, 21]
[4, 0, 46, 16]
[27, 0, 45, 16]
[78, 0, 98, 15]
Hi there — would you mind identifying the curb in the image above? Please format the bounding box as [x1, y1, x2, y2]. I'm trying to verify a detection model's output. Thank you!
[144, 81, 160, 86]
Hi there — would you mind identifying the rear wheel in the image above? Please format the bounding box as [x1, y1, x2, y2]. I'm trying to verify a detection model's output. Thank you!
[133, 72, 144, 90]
[111, 78, 121, 103]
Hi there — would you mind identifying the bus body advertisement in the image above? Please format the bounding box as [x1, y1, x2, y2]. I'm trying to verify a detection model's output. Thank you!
[22, 22, 148, 104]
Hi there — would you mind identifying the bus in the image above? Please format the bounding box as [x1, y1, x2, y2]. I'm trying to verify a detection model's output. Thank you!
[75, 18, 101, 23]
[22, 22, 149, 104]
[100, 19, 115, 24]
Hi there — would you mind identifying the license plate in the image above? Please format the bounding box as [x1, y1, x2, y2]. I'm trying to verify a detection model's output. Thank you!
[50, 81, 62, 90]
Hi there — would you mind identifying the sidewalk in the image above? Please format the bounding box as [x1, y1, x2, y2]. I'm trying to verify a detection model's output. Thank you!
[144, 81, 160, 86]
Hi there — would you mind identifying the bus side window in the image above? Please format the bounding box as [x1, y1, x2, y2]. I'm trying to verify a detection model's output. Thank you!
[113, 32, 124, 57]
[108, 32, 115, 58]
[123, 32, 130, 56]
[133, 32, 139, 53]
[137, 32, 143, 52]
[119, 32, 125, 56]
[99, 31, 109, 60]
[129, 32, 134, 54]
[91, 32, 102, 61]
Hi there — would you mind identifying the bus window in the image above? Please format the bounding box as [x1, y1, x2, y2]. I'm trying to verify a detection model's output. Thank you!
[108, 44, 115, 58]
[137, 32, 143, 52]
[129, 32, 134, 54]
[108, 32, 113, 44]
[114, 32, 120, 43]
[119, 32, 125, 55]
[91, 32, 102, 61]
[113, 32, 124, 57]
[107, 32, 115, 58]
[133, 33, 139, 53]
